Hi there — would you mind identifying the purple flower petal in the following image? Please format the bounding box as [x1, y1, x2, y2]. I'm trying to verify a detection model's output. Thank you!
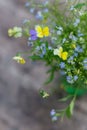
[31, 35, 37, 40]
[29, 29, 37, 40]
[30, 29, 36, 35]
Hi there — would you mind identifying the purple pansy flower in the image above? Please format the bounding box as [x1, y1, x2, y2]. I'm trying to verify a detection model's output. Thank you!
[29, 29, 37, 40]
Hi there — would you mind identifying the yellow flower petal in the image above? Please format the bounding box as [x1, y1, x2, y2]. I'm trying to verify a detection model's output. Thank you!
[43, 26, 50, 37]
[19, 59, 26, 64]
[8, 27, 22, 38]
[8, 29, 13, 36]
[35, 25, 43, 38]
[58, 47, 63, 57]
[54, 47, 68, 60]
[13, 56, 26, 64]
[54, 47, 63, 57]
[35, 25, 50, 38]
[59, 47, 63, 52]
[61, 52, 68, 60]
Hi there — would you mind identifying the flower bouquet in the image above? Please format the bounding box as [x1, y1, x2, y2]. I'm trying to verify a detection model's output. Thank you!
[8, 0, 87, 120]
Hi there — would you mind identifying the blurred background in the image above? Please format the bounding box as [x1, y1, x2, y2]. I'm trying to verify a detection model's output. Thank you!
[0, 0, 87, 130]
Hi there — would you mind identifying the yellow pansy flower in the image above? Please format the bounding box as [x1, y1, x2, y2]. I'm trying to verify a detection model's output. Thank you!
[8, 27, 22, 38]
[53, 47, 68, 60]
[13, 56, 26, 64]
[35, 25, 50, 38]
[61, 52, 68, 60]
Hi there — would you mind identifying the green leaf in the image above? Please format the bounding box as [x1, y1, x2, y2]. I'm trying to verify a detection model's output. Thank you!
[74, 3, 85, 9]
[66, 100, 75, 118]
[55, 113, 61, 117]
[44, 70, 54, 84]
[28, 55, 41, 60]
[59, 95, 72, 102]
[69, 100, 75, 115]
[66, 106, 71, 118]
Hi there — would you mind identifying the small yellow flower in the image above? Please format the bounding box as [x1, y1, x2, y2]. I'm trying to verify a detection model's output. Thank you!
[8, 29, 13, 37]
[54, 47, 63, 57]
[13, 56, 26, 64]
[53, 47, 68, 60]
[35, 25, 50, 38]
[61, 52, 68, 60]
[8, 27, 22, 38]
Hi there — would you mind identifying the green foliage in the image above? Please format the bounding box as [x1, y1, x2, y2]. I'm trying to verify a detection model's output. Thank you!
[28, 55, 42, 60]
[44, 68, 55, 84]
[74, 3, 85, 9]
[66, 99, 75, 118]
[59, 95, 73, 102]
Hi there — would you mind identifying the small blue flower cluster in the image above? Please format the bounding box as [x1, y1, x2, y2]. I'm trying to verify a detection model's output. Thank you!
[83, 58, 87, 70]
[66, 75, 78, 84]
[25, 1, 49, 20]
[50, 109, 58, 121]
[35, 44, 52, 58]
